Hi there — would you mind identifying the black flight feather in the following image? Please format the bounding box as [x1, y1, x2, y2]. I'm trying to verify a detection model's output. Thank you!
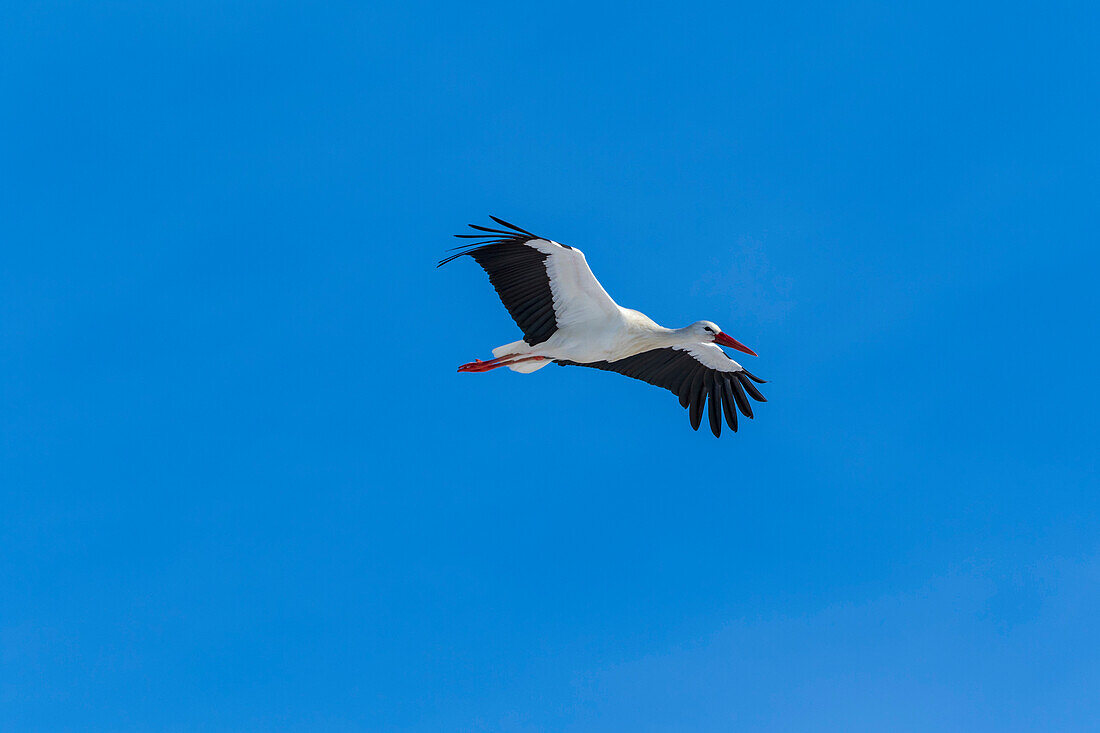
[707, 374, 722, 437]
[557, 346, 766, 436]
[729, 377, 754, 418]
[720, 378, 739, 431]
[736, 372, 767, 402]
[689, 383, 705, 431]
[439, 220, 559, 345]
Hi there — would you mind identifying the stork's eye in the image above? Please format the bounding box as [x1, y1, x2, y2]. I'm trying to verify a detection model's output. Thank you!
[703, 326, 714, 333]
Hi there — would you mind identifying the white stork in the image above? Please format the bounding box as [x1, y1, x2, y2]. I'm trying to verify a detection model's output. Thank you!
[440, 217, 767, 437]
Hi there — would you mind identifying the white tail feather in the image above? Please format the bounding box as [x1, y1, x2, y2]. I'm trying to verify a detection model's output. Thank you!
[492, 340, 552, 373]
[491, 340, 528, 359]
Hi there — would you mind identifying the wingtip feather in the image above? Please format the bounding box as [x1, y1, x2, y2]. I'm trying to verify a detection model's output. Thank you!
[489, 215, 537, 237]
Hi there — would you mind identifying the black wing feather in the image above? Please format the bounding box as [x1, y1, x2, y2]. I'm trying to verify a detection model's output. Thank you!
[741, 369, 767, 384]
[688, 369, 706, 430]
[729, 377, 754, 418]
[707, 373, 722, 437]
[736, 372, 768, 402]
[559, 347, 766, 437]
[439, 219, 559, 346]
[720, 378, 739, 432]
[689, 380, 705, 430]
[489, 215, 538, 237]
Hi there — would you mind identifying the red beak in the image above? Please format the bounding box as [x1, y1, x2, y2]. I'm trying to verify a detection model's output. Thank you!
[714, 332, 757, 357]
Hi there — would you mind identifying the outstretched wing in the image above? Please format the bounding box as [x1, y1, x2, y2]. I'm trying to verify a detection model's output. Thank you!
[560, 344, 767, 437]
[438, 217, 620, 345]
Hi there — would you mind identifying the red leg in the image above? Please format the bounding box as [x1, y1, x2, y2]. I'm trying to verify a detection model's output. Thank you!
[457, 354, 547, 373]
[457, 353, 518, 373]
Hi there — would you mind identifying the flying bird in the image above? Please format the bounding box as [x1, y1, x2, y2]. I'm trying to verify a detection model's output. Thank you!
[439, 217, 767, 437]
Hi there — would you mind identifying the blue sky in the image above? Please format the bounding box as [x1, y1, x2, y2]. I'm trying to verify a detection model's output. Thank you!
[2, 1, 1098, 730]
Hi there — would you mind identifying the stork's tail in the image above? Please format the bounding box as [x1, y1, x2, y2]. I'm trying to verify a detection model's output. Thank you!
[492, 340, 552, 373]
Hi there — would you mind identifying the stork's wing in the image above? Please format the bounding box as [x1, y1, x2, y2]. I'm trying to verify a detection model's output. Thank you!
[560, 344, 767, 437]
[438, 217, 620, 345]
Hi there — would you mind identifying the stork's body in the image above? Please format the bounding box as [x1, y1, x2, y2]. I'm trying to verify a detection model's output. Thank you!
[467, 310, 726, 372]
[440, 217, 767, 436]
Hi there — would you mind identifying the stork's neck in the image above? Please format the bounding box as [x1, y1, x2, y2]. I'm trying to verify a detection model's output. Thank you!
[672, 325, 706, 346]
[617, 310, 708, 355]
[637, 324, 704, 350]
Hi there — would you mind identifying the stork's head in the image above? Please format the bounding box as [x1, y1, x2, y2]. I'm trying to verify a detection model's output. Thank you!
[692, 320, 758, 357]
